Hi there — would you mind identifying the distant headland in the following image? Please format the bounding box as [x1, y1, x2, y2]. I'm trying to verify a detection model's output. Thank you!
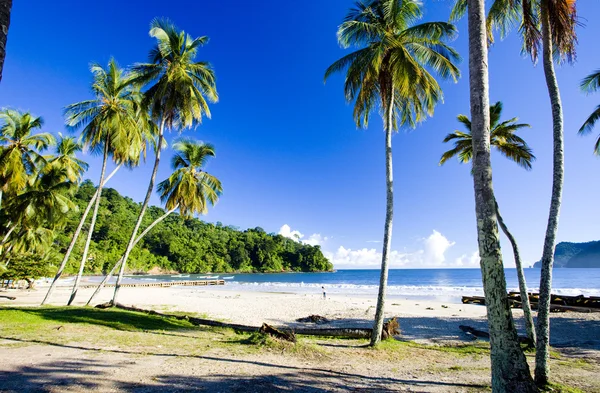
[533, 241, 600, 268]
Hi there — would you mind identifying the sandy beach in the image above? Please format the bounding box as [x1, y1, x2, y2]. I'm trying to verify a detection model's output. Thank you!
[3, 283, 600, 349]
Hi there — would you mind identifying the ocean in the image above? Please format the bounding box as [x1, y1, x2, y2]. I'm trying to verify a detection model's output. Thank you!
[118, 268, 600, 302]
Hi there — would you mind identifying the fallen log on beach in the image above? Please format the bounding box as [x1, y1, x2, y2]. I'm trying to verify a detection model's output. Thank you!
[461, 295, 600, 313]
[98, 303, 375, 339]
[0, 295, 16, 300]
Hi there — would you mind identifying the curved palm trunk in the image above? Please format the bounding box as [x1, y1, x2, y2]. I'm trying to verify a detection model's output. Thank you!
[41, 164, 121, 305]
[467, 1, 537, 392]
[535, 1, 565, 387]
[67, 143, 109, 306]
[495, 200, 536, 346]
[86, 205, 178, 306]
[112, 120, 165, 304]
[0, 0, 11, 83]
[370, 86, 394, 346]
[1, 222, 15, 246]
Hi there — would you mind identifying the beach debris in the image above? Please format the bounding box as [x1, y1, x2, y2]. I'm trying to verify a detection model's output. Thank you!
[459, 325, 489, 340]
[382, 317, 401, 340]
[462, 293, 600, 313]
[259, 323, 296, 342]
[0, 295, 16, 300]
[441, 305, 449, 309]
[426, 307, 434, 310]
[296, 315, 330, 324]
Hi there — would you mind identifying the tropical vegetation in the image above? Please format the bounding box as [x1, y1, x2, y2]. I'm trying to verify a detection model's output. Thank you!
[579, 69, 600, 154]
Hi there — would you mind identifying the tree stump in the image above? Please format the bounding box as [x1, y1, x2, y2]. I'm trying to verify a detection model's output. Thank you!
[382, 317, 401, 340]
[259, 323, 296, 342]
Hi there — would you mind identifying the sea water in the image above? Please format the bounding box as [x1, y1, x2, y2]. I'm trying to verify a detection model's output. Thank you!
[119, 268, 600, 302]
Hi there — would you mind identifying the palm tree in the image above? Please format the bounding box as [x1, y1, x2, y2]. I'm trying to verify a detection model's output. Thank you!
[579, 69, 600, 154]
[111, 18, 218, 304]
[87, 139, 221, 305]
[42, 60, 149, 306]
[46, 133, 89, 183]
[440, 101, 537, 346]
[0, 0, 11, 82]
[0, 109, 55, 209]
[459, 1, 538, 391]
[325, 0, 460, 345]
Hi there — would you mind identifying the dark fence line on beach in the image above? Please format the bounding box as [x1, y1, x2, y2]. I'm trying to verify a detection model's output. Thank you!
[78, 279, 225, 289]
[462, 292, 600, 313]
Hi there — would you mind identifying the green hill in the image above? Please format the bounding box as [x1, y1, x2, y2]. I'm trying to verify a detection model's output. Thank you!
[53, 180, 333, 275]
[533, 240, 600, 268]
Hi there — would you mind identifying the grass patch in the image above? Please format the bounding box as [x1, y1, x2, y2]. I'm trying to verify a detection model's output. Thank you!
[373, 338, 490, 356]
[544, 382, 586, 393]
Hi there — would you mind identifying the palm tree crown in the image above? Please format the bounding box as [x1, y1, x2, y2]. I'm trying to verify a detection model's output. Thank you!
[131, 18, 218, 130]
[157, 139, 222, 218]
[46, 133, 89, 183]
[64, 59, 150, 166]
[579, 69, 600, 154]
[440, 102, 535, 170]
[0, 109, 55, 194]
[325, 0, 460, 129]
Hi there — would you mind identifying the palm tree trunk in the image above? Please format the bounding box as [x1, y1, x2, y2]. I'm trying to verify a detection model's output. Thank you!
[112, 119, 166, 304]
[467, 1, 537, 392]
[67, 142, 109, 306]
[495, 200, 536, 346]
[41, 164, 122, 305]
[370, 86, 394, 346]
[1, 222, 15, 245]
[86, 205, 178, 306]
[535, 1, 565, 387]
[0, 0, 12, 83]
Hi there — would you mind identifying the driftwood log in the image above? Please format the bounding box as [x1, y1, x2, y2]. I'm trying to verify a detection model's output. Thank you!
[462, 296, 600, 313]
[98, 303, 373, 339]
[459, 325, 532, 346]
[0, 295, 16, 300]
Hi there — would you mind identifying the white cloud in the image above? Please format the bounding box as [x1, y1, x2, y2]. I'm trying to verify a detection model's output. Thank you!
[366, 240, 381, 244]
[325, 230, 472, 269]
[455, 251, 480, 267]
[279, 224, 328, 246]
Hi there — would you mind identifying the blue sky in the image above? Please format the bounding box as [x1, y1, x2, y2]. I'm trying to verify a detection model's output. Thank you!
[1, 1, 598, 269]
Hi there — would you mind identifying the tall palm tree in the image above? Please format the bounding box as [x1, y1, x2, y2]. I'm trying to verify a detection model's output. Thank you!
[325, 0, 460, 345]
[111, 18, 218, 304]
[440, 101, 537, 346]
[0, 109, 55, 209]
[579, 69, 600, 154]
[42, 60, 149, 306]
[46, 133, 89, 183]
[0, 0, 11, 82]
[87, 139, 221, 305]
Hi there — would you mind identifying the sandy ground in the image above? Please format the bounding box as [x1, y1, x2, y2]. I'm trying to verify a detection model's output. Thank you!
[3, 284, 600, 349]
[2, 285, 600, 392]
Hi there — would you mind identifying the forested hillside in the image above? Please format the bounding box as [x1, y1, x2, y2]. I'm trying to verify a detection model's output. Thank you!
[53, 181, 333, 275]
[532, 241, 600, 268]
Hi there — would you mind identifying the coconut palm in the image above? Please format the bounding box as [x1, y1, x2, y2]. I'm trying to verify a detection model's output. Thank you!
[42, 60, 150, 306]
[111, 18, 218, 304]
[0, 0, 11, 82]
[440, 101, 537, 346]
[87, 139, 221, 305]
[325, 0, 459, 345]
[0, 109, 55, 209]
[579, 69, 600, 154]
[46, 133, 89, 183]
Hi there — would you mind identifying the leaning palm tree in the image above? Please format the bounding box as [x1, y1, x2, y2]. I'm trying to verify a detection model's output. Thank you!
[325, 0, 459, 345]
[0, 109, 55, 210]
[111, 18, 218, 304]
[46, 133, 89, 183]
[87, 139, 221, 305]
[440, 101, 537, 346]
[0, 0, 11, 82]
[579, 69, 600, 154]
[42, 60, 149, 306]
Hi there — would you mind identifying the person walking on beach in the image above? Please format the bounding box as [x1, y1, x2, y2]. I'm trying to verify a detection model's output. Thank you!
[322, 286, 326, 300]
